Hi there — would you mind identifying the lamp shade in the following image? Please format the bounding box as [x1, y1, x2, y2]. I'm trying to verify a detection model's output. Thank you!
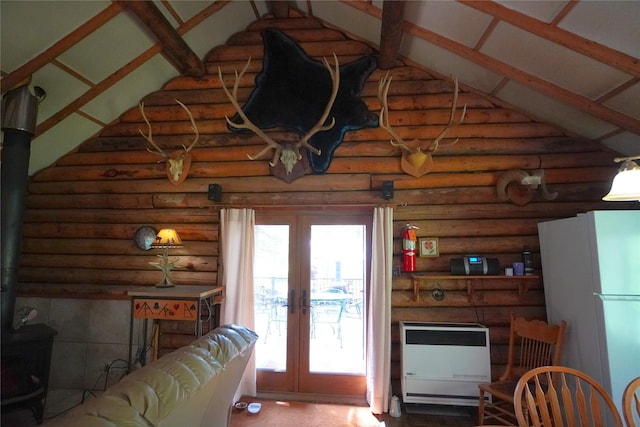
[151, 228, 183, 248]
[602, 161, 640, 201]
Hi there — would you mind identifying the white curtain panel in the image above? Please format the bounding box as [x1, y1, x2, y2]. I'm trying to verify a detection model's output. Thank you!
[220, 207, 256, 397]
[366, 206, 394, 414]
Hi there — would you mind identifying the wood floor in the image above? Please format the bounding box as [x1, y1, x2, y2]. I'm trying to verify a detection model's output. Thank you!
[229, 397, 478, 427]
[378, 405, 477, 427]
[2, 393, 479, 427]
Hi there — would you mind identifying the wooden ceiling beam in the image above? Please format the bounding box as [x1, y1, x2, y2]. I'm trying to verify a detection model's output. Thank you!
[1, 2, 123, 94]
[268, 1, 290, 18]
[35, 0, 229, 135]
[460, 0, 640, 78]
[36, 43, 160, 136]
[402, 20, 640, 136]
[345, 0, 640, 136]
[378, 0, 406, 70]
[118, 0, 205, 77]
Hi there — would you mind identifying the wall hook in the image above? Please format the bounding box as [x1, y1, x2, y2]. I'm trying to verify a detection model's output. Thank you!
[431, 286, 445, 301]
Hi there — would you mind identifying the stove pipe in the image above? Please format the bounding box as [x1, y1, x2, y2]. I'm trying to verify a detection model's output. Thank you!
[1, 83, 42, 333]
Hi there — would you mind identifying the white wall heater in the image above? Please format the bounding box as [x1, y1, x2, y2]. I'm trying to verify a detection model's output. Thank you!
[400, 322, 491, 406]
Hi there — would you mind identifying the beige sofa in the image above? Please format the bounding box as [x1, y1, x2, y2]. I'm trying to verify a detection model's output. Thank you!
[46, 324, 257, 427]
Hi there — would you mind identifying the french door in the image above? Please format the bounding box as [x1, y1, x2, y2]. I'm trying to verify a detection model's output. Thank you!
[253, 211, 371, 396]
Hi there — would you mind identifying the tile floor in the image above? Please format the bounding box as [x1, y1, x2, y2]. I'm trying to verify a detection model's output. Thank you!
[1, 388, 89, 427]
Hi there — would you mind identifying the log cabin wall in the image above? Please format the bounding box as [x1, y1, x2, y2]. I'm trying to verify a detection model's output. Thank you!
[16, 13, 635, 393]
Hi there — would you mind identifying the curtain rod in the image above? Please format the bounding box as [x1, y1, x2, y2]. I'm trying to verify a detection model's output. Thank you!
[209, 203, 404, 210]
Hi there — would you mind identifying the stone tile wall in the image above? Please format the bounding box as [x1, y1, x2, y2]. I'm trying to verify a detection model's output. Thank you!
[14, 297, 140, 392]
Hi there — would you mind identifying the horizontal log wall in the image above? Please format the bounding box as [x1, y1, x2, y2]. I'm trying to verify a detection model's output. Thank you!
[18, 12, 636, 391]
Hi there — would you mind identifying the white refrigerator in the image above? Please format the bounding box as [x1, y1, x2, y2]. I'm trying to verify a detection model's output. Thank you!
[538, 210, 640, 420]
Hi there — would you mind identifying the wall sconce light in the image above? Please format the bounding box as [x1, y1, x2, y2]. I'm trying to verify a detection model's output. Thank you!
[150, 228, 183, 288]
[382, 180, 394, 200]
[602, 156, 640, 201]
[208, 183, 222, 202]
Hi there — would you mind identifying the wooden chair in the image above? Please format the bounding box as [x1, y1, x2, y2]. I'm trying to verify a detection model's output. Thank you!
[514, 365, 623, 427]
[623, 377, 640, 427]
[477, 313, 567, 425]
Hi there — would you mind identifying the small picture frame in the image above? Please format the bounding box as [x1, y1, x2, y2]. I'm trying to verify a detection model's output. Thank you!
[419, 237, 439, 257]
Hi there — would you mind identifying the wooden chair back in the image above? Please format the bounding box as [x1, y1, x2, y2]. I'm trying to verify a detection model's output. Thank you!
[477, 314, 567, 425]
[623, 377, 640, 427]
[514, 365, 623, 427]
[501, 313, 567, 381]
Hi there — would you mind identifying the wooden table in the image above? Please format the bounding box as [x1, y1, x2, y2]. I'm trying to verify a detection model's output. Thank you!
[127, 285, 223, 368]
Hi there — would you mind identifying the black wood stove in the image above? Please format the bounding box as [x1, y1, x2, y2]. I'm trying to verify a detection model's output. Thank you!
[1, 83, 56, 424]
[1, 325, 57, 423]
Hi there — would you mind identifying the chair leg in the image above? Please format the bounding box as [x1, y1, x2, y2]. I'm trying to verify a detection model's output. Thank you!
[478, 388, 486, 425]
[264, 320, 271, 343]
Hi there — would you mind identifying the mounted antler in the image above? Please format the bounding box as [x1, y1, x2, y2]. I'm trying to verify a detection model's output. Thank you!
[378, 71, 466, 177]
[139, 99, 199, 185]
[218, 54, 340, 178]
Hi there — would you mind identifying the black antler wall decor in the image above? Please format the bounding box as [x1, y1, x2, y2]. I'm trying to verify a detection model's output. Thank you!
[225, 28, 379, 179]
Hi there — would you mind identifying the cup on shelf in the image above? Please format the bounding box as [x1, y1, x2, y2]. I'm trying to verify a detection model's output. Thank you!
[505, 267, 514, 276]
[513, 262, 525, 276]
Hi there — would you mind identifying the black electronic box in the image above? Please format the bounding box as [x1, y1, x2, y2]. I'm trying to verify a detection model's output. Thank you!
[450, 255, 500, 275]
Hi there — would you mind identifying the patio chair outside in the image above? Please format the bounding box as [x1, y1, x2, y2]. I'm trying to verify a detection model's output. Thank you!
[311, 298, 346, 348]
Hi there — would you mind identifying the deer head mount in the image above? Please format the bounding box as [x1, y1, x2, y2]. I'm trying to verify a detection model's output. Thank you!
[139, 100, 199, 185]
[496, 169, 558, 206]
[218, 54, 340, 183]
[378, 72, 467, 178]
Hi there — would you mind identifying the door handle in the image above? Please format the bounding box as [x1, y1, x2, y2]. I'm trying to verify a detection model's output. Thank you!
[288, 289, 295, 314]
[301, 290, 308, 315]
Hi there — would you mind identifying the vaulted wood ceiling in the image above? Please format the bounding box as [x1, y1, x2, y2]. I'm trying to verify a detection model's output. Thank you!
[1, 0, 639, 175]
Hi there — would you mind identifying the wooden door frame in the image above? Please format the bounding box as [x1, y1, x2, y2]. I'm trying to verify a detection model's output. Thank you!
[255, 209, 371, 397]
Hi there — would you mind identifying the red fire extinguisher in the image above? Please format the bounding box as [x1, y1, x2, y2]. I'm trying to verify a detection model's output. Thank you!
[401, 223, 419, 272]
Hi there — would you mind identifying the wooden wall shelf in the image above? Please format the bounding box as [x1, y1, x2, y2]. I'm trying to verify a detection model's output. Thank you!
[410, 274, 541, 302]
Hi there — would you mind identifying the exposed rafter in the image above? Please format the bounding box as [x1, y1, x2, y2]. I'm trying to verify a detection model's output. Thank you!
[2, 0, 638, 175]
[269, 0, 290, 18]
[344, 0, 640, 138]
[118, 0, 205, 77]
[401, 20, 640, 136]
[460, 0, 640, 78]
[378, 0, 406, 70]
[0, 2, 124, 94]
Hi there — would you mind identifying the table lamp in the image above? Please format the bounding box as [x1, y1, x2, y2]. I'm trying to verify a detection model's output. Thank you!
[150, 228, 183, 287]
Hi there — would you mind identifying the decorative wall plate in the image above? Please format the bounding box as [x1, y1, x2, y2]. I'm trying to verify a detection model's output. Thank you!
[134, 226, 157, 250]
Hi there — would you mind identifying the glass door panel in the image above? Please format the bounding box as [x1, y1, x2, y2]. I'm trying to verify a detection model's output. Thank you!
[308, 224, 366, 375]
[254, 224, 289, 372]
